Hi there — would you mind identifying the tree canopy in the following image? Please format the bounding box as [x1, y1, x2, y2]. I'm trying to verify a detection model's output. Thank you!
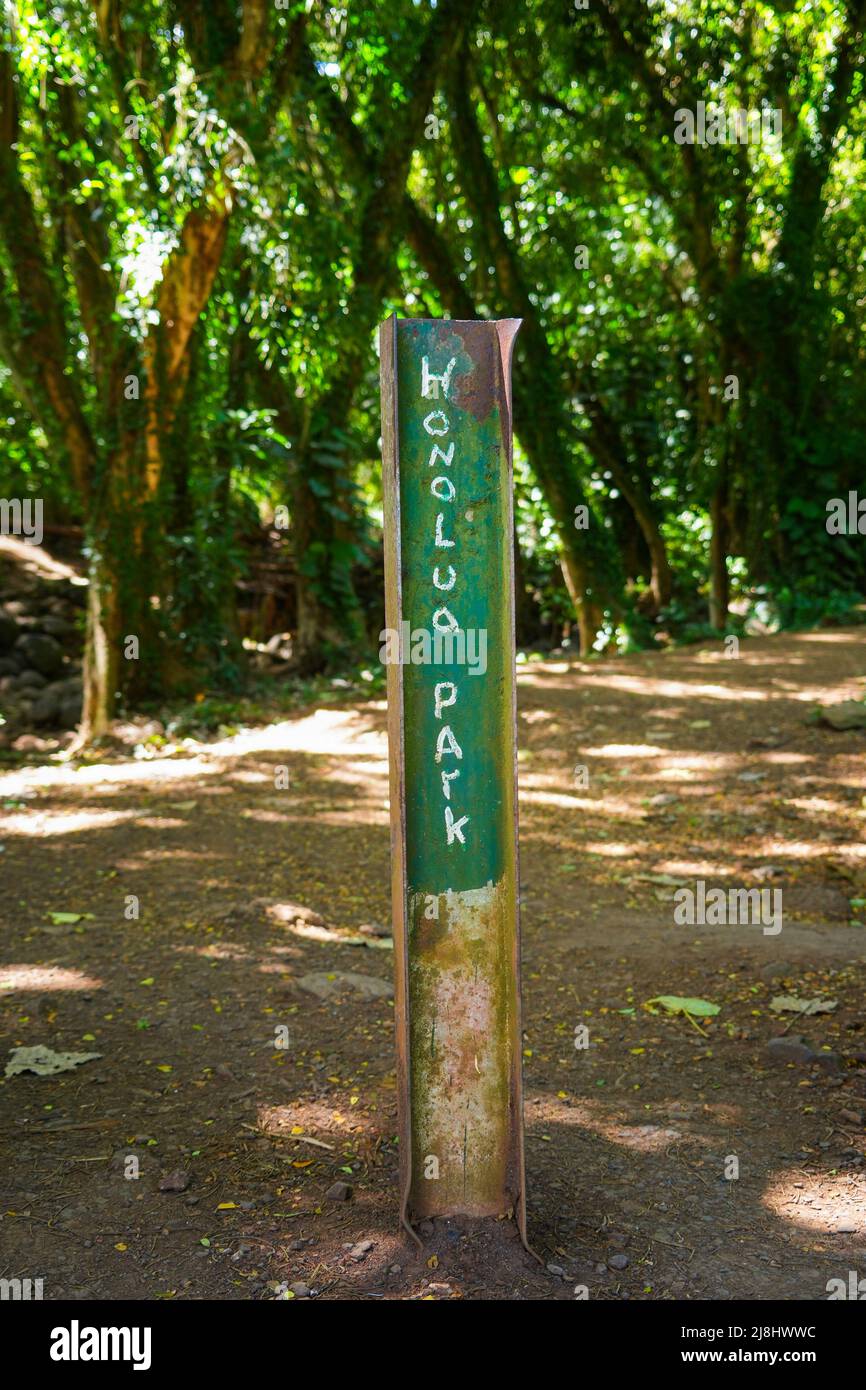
[1, 0, 864, 740]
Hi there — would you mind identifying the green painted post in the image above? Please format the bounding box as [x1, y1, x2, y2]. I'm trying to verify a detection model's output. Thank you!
[379, 316, 527, 1237]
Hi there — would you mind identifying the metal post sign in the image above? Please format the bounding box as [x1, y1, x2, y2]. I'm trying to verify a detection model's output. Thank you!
[379, 315, 526, 1236]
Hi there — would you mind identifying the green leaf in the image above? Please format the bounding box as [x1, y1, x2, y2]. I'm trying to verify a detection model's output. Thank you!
[646, 995, 720, 1018]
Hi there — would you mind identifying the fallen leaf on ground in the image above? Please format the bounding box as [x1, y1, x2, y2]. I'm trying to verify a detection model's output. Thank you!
[770, 995, 837, 1015]
[5, 1045, 102, 1077]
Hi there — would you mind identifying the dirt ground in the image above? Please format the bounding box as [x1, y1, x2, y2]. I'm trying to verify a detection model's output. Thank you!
[1, 627, 865, 1301]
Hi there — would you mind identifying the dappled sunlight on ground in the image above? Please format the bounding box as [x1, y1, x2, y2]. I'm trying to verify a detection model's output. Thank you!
[1, 626, 864, 1299]
[762, 1171, 865, 1237]
[0, 755, 226, 795]
[0, 964, 104, 992]
[652, 858, 747, 877]
[1, 807, 141, 836]
[528, 1092, 715, 1153]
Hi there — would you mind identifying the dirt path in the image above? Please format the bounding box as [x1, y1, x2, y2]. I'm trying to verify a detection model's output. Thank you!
[1, 628, 865, 1300]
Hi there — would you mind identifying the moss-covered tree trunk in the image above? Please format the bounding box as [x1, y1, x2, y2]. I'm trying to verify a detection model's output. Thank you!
[81, 542, 123, 739]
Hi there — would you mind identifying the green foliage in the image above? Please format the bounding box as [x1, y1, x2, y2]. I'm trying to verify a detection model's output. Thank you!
[0, 0, 863, 718]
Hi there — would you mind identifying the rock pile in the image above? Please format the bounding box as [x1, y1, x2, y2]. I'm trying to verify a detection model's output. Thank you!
[0, 578, 84, 736]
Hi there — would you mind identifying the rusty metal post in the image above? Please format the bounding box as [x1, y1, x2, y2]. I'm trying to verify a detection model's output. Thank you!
[379, 315, 526, 1237]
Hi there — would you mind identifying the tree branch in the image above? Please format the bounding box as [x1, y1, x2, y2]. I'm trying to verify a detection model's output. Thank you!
[0, 51, 95, 496]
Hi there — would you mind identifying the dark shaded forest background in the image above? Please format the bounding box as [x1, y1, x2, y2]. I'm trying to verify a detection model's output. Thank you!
[0, 0, 864, 744]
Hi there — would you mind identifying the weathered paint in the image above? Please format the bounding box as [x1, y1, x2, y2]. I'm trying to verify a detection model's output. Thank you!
[379, 316, 526, 1232]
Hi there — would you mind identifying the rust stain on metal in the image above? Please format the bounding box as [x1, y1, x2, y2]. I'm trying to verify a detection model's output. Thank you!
[407, 879, 520, 1217]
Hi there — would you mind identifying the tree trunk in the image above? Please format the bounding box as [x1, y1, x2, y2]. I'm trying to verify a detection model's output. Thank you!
[581, 400, 672, 614]
[265, 389, 365, 675]
[606, 464, 672, 614]
[634, 492, 672, 613]
[512, 527, 536, 647]
[80, 544, 123, 740]
[77, 444, 152, 740]
[709, 479, 729, 631]
[290, 454, 364, 673]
